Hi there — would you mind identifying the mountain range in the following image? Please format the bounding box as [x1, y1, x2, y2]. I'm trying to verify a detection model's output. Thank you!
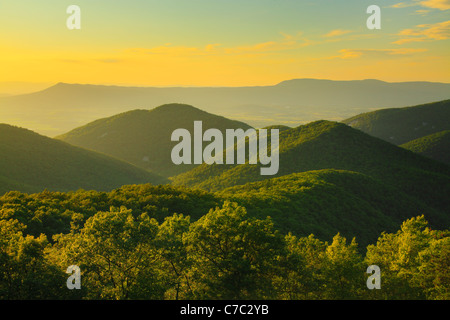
[171, 119, 449, 213]
[0, 84, 448, 247]
[1, 79, 450, 136]
[342, 99, 450, 165]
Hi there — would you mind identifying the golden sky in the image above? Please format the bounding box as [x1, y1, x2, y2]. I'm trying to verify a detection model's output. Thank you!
[0, 0, 449, 89]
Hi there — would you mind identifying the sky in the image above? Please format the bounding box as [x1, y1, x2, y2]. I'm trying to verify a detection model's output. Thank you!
[0, 0, 449, 90]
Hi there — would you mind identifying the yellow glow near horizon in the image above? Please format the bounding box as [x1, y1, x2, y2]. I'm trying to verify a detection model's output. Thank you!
[0, 1, 449, 89]
[1, 41, 449, 87]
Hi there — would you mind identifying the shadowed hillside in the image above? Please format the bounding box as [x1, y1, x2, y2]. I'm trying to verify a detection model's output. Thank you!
[400, 130, 450, 165]
[172, 120, 450, 220]
[219, 169, 446, 248]
[343, 100, 450, 145]
[57, 104, 253, 177]
[0, 124, 167, 195]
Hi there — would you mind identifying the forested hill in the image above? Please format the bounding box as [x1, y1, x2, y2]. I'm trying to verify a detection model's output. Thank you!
[1, 185, 447, 300]
[400, 130, 450, 166]
[342, 99, 450, 145]
[219, 169, 447, 248]
[171, 120, 450, 217]
[57, 103, 253, 177]
[0, 124, 167, 194]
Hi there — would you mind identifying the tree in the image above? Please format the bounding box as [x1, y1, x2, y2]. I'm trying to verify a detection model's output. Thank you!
[365, 215, 448, 300]
[322, 234, 364, 299]
[272, 234, 318, 299]
[154, 213, 192, 299]
[0, 219, 69, 299]
[53, 206, 163, 299]
[184, 201, 284, 299]
[412, 231, 449, 300]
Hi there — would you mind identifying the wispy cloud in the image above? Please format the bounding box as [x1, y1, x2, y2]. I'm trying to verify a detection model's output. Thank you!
[388, 2, 418, 8]
[393, 20, 450, 44]
[334, 48, 428, 59]
[389, 0, 450, 10]
[95, 59, 122, 64]
[415, 9, 431, 15]
[420, 0, 450, 10]
[127, 32, 312, 57]
[323, 29, 353, 38]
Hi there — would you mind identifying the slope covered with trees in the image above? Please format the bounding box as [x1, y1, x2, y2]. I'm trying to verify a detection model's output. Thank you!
[0, 124, 166, 195]
[2, 170, 444, 251]
[1, 101, 448, 300]
[172, 121, 450, 220]
[400, 130, 450, 165]
[57, 103, 253, 177]
[1, 191, 448, 300]
[0, 184, 220, 238]
[342, 99, 450, 145]
[219, 169, 447, 248]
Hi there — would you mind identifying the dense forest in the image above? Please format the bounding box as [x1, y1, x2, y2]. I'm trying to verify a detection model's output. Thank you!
[401, 130, 450, 166]
[56, 104, 253, 177]
[0, 124, 166, 195]
[1, 101, 449, 301]
[343, 99, 450, 146]
[0, 185, 448, 300]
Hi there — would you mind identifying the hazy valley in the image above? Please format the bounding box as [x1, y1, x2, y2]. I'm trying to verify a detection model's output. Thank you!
[1, 79, 449, 137]
[0, 80, 448, 300]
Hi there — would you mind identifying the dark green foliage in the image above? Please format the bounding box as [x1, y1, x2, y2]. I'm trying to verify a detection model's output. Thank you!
[365, 215, 450, 300]
[1, 195, 447, 300]
[401, 130, 450, 165]
[219, 169, 446, 249]
[343, 99, 450, 145]
[172, 120, 450, 227]
[0, 184, 221, 239]
[0, 219, 77, 299]
[0, 124, 167, 195]
[56, 104, 253, 177]
[52, 207, 164, 300]
[0, 102, 449, 300]
[2, 172, 445, 254]
[183, 202, 285, 299]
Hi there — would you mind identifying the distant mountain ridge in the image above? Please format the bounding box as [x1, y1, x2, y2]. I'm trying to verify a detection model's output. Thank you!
[0, 124, 166, 195]
[1, 79, 449, 136]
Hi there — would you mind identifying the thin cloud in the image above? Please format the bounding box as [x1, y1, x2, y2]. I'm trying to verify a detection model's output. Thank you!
[415, 9, 431, 15]
[336, 48, 428, 59]
[393, 20, 450, 44]
[323, 29, 353, 38]
[420, 0, 450, 10]
[388, 2, 417, 8]
[127, 33, 312, 57]
[224, 32, 312, 54]
[389, 0, 450, 9]
[95, 59, 122, 64]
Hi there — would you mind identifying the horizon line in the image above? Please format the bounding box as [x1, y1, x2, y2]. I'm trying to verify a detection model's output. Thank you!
[2, 77, 450, 96]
